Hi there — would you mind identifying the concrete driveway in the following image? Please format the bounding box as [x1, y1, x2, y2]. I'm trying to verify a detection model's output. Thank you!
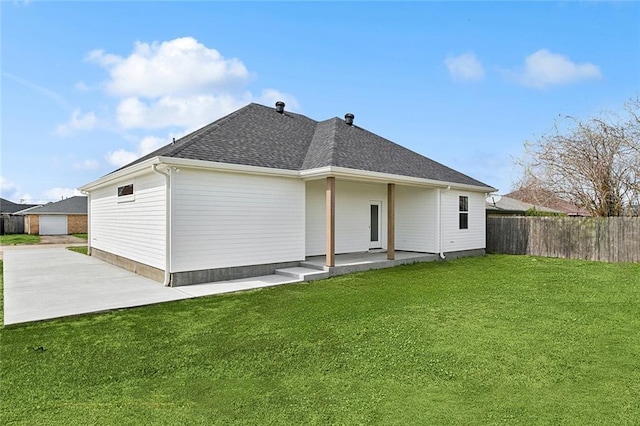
[2, 247, 300, 326]
[3, 248, 190, 325]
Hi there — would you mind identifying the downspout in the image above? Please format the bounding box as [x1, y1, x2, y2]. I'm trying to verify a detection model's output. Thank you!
[438, 185, 451, 260]
[152, 164, 172, 286]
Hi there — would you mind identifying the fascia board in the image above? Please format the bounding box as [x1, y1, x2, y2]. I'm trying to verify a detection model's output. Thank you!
[300, 166, 496, 192]
[157, 157, 300, 177]
[78, 157, 161, 192]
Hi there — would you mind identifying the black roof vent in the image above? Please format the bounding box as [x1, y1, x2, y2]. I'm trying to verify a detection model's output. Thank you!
[275, 101, 285, 114]
[345, 113, 354, 126]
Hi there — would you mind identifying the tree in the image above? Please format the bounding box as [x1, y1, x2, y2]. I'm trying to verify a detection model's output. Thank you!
[516, 96, 640, 217]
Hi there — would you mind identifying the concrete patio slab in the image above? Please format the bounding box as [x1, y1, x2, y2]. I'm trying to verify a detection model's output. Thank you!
[3, 248, 190, 325]
[2, 248, 312, 325]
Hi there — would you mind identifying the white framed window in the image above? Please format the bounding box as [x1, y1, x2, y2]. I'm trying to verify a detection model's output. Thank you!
[117, 183, 135, 203]
[459, 196, 469, 230]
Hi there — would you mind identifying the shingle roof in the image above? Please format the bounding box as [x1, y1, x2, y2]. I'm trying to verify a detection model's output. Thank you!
[17, 196, 87, 215]
[0, 198, 39, 214]
[117, 103, 491, 188]
[486, 196, 563, 214]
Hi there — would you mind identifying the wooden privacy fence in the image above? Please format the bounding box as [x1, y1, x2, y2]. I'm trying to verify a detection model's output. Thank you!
[1, 215, 25, 235]
[487, 216, 640, 263]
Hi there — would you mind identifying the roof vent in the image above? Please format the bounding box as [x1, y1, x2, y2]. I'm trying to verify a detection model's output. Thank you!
[275, 101, 285, 114]
[345, 113, 354, 126]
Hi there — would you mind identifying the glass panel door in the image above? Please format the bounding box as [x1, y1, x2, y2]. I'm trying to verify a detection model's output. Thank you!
[370, 202, 381, 248]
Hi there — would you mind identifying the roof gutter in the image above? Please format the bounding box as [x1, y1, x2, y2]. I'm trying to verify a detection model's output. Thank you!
[79, 157, 162, 192]
[151, 163, 172, 286]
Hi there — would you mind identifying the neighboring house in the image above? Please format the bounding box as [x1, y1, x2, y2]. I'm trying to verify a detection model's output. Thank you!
[506, 190, 591, 217]
[486, 195, 564, 216]
[0, 198, 39, 214]
[16, 196, 88, 235]
[0, 198, 40, 235]
[79, 102, 495, 286]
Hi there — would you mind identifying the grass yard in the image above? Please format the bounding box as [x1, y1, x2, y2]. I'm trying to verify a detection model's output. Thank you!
[66, 246, 88, 255]
[0, 234, 40, 245]
[1, 255, 639, 424]
[71, 233, 88, 240]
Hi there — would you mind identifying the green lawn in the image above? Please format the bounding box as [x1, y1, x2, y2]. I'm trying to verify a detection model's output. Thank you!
[0, 234, 40, 245]
[66, 246, 88, 255]
[72, 233, 88, 240]
[1, 255, 639, 424]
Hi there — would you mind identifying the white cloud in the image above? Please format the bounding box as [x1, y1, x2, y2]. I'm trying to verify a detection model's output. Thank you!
[43, 187, 83, 201]
[510, 49, 602, 89]
[105, 149, 139, 168]
[83, 36, 299, 168]
[116, 94, 249, 130]
[87, 37, 249, 98]
[0, 176, 31, 203]
[445, 52, 485, 82]
[55, 109, 98, 136]
[105, 132, 180, 167]
[0, 176, 18, 193]
[74, 159, 100, 170]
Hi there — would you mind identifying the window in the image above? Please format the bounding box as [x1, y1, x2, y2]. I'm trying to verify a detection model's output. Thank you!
[459, 196, 469, 229]
[118, 184, 134, 197]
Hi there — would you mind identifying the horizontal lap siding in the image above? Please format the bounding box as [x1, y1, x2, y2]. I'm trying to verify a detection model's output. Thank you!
[305, 179, 387, 256]
[441, 191, 486, 252]
[396, 186, 437, 252]
[171, 169, 305, 272]
[305, 180, 326, 256]
[90, 173, 166, 269]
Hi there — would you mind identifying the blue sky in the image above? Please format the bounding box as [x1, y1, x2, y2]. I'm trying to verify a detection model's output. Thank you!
[2, 1, 639, 203]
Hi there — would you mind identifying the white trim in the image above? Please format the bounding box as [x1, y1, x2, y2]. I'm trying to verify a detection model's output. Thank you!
[300, 166, 495, 192]
[157, 157, 300, 177]
[80, 157, 495, 194]
[369, 200, 382, 249]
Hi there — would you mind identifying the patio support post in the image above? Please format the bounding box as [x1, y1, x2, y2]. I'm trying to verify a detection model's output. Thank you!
[387, 183, 395, 260]
[326, 177, 336, 267]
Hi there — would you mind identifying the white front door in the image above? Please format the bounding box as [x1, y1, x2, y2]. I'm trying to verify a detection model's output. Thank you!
[39, 215, 68, 235]
[369, 201, 382, 249]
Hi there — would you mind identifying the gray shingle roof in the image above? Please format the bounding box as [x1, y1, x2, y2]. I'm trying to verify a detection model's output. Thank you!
[17, 196, 87, 215]
[117, 103, 491, 188]
[0, 198, 39, 214]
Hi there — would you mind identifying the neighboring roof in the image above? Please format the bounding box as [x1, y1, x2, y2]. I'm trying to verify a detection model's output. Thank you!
[0, 198, 39, 214]
[486, 195, 564, 214]
[505, 190, 591, 216]
[16, 196, 87, 215]
[116, 103, 492, 189]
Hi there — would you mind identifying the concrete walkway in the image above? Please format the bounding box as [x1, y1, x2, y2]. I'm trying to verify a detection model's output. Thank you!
[3, 248, 298, 325]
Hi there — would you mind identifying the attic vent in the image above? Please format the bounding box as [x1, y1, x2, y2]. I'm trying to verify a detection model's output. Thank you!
[345, 113, 354, 126]
[275, 101, 285, 114]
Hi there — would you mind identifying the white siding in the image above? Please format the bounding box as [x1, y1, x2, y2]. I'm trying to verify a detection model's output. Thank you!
[440, 190, 486, 253]
[90, 172, 166, 269]
[396, 186, 438, 252]
[305, 180, 326, 256]
[305, 179, 388, 256]
[171, 169, 305, 272]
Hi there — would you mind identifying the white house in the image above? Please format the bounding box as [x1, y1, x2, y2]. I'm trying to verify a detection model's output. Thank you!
[79, 102, 495, 286]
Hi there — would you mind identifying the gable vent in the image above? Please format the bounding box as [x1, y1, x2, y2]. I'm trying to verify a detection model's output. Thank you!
[275, 101, 285, 114]
[345, 113, 354, 126]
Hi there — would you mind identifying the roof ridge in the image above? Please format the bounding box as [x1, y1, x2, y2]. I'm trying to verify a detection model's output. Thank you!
[326, 118, 340, 166]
